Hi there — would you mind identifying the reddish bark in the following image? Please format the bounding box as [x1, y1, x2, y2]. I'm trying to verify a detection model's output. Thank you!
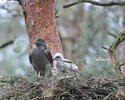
[108, 47, 121, 74]
[20, 0, 63, 57]
[120, 5, 125, 74]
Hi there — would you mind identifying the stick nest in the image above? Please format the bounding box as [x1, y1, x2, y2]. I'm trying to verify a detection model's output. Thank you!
[0, 73, 125, 100]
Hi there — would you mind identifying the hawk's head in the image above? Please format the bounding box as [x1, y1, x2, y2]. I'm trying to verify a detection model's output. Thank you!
[35, 38, 46, 47]
[53, 53, 64, 61]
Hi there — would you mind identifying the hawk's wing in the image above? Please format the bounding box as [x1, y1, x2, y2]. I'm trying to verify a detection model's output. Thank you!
[29, 50, 32, 64]
[62, 59, 79, 72]
[57, 62, 68, 73]
[45, 48, 53, 65]
[63, 59, 72, 63]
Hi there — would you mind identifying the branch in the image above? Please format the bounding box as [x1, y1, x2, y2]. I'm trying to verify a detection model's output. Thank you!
[107, 32, 117, 38]
[102, 45, 108, 51]
[63, 0, 125, 8]
[108, 31, 125, 74]
[119, 63, 125, 67]
[0, 40, 14, 49]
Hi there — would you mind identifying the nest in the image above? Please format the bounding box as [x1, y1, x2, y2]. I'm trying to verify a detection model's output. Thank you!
[0, 73, 125, 100]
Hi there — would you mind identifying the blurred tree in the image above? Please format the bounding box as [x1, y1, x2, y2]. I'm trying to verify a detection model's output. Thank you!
[120, 3, 125, 74]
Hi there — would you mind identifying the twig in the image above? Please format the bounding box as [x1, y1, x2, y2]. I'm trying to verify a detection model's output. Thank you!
[102, 45, 108, 51]
[0, 40, 14, 49]
[63, 0, 125, 8]
[107, 32, 117, 38]
[103, 92, 114, 100]
[58, 75, 76, 81]
[119, 63, 125, 68]
[31, 97, 44, 100]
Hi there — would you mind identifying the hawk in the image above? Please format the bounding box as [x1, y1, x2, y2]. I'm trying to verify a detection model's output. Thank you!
[53, 53, 79, 73]
[29, 38, 53, 77]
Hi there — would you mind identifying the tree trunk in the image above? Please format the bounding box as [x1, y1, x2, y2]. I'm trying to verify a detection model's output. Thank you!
[120, 5, 125, 74]
[20, 0, 63, 56]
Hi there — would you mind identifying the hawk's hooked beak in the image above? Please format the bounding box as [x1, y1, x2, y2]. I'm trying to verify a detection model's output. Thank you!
[53, 58, 56, 60]
[35, 39, 38, 44]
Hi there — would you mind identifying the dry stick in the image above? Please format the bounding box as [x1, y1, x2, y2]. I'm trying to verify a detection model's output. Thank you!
[102, 31, 125, 74]
[108, 31, 125, 74]
[103, 92, 115, 100]
[63, 0, 125, 8]
[108, 47, 119, 72]
[31, 97, 45, 100]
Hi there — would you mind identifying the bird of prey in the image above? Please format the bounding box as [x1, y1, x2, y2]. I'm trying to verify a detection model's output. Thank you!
[53, 53, 79, 73]
[29, 38, 53, 77]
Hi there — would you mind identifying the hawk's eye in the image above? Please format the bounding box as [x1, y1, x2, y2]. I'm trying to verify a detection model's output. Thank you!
[36, 38, 44, 42]
[56, 56, 61, 58]
[38, 39, 41, 41]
